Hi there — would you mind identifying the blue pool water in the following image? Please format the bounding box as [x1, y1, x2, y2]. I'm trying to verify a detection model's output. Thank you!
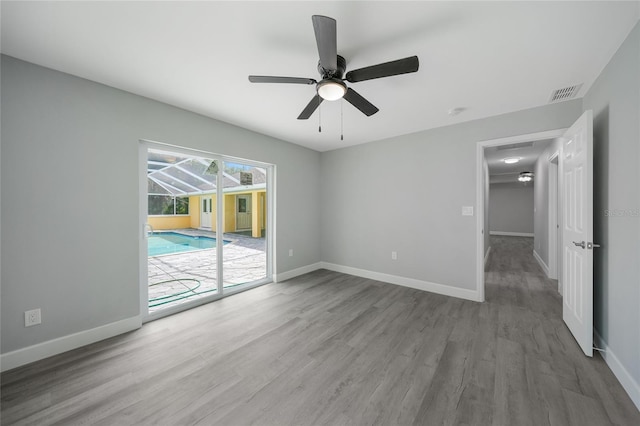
[148, 232, 228, 256]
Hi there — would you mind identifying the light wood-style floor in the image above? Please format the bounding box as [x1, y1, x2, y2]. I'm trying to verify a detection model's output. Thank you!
[2, 236, 638, 425]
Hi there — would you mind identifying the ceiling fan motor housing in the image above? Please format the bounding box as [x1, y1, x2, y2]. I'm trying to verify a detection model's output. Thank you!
[318, 54, 346, 79]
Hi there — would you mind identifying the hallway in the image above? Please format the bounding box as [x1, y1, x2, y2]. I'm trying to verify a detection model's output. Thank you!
[484, 235, 638, 425]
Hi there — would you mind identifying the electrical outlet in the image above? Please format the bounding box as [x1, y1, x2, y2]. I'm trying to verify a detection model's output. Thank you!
[25, 309, 41, 327]
[289, 249, 294, 257]
[391, 251, 398, 260]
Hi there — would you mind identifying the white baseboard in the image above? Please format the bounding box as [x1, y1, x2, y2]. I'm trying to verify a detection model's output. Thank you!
[273, 262, 323, 282]
[0, 316, 142, 372]
[484, 246, 491, 267]
[594, 330, 640, 411]
[533, 249, 550, 277]
[490, 231, 534, 237]
[320, 262, 481, 302]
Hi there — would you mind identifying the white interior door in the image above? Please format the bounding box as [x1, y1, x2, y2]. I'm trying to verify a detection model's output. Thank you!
[201, 196, 212, 228]
[236, 195, 252, 230]
[561, 110, 594, 357]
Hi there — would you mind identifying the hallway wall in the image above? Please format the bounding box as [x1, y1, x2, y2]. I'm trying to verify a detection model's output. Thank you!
[582, 20, 640, 406]
[489, 182, 534, 235]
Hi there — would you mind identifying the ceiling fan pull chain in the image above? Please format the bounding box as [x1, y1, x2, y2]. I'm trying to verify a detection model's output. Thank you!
[318, 97, 322, 133]
[340, 99, 344, 141]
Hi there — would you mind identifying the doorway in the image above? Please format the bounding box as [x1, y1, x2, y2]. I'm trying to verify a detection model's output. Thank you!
[236, 195, 252, 231]
[140, 141, 274, 321]
[476, 111, 594, 357]
[201, 195, 213, 229]
[476, 129, 565, 302]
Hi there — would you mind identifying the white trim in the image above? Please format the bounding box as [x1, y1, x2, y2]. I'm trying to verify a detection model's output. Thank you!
[0, 316, 142, 372]
[273, 262, 481, 302]
[594, 330, 640, 411]
[533, 249, 550, 277]
[139, 141, 149, 320]
[476, 143, 486, 302]
[548, 154, 559, 280]
[478, 129, 568, 148]
[321, 262, 481, 302]
[489, 231, 534, 237]
[476, 129, 567, 305]
[273, 262, 323, 282]
[484, 246, 491, 267]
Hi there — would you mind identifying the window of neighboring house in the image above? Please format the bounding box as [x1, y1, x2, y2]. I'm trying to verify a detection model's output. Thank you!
[148, 195, 189, 215]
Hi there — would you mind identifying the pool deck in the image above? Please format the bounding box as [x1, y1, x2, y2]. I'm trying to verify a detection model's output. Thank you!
[148, 229, 266, 312]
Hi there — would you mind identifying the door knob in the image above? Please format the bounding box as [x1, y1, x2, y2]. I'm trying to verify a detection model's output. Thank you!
[573, 241, 586, 249]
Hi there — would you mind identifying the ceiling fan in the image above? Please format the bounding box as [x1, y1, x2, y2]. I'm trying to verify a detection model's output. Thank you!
[248, 15, 419, 120]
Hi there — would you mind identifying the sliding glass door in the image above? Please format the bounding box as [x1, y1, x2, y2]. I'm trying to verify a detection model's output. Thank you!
[141, 142, 272, 320]
[221, 160, 268, 291]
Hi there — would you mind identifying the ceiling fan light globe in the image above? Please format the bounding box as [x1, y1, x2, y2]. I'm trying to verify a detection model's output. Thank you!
[518, 171, 534, 182]
[317, 79, 346, 101]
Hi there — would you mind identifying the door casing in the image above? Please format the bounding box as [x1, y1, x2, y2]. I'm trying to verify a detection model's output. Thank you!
[475, 120, 594, 357]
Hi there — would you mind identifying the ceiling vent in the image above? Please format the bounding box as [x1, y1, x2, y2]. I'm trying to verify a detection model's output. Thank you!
[549, 84, 583, 103]
[497, 142, 533, 151]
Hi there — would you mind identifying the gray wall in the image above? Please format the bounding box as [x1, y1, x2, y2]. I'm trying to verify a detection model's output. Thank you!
[320, 100, 582, 291]
[489, 182, 534, 235]
[583, 22, 640, 390]
[533, 138, 562, 266]
[1, 56, 321, 354]
[533, 151, 549, 263]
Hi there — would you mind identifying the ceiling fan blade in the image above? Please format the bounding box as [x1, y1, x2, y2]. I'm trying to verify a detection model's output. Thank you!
[312, 15, 337, 71]
[297, 94, 324, 120]
[343, 88, 379, 116]
[249, 76, 316, 85]
[345, 56, 419, 83]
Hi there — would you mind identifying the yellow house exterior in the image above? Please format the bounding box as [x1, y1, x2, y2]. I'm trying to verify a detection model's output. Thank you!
[148, 189, 266, 238]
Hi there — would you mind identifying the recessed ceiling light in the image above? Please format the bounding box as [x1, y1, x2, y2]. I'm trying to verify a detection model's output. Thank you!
[503, 157, 520, 164]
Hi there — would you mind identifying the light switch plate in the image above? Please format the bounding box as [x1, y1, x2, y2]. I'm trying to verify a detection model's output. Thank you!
[462, 206, 474, 216]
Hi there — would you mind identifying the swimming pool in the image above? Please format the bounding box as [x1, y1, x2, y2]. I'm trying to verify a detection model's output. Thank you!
[148, 232, 228, 256]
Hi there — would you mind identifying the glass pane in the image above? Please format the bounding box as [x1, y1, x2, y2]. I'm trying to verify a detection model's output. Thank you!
[181, 159, 217, 192]
[175, 197, 189, 215]
[148, 195, 174, 215]
[147, 149, 219, 314]
[147, 149, 218, 196]
[222, 161, 267, 291]
[162, 167, 203, 193]
[148, 178, 171, 195]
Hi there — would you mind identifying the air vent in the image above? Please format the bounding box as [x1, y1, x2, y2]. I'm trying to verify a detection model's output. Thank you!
[497, 142, 533, 151]
[549, 84, 583, 103]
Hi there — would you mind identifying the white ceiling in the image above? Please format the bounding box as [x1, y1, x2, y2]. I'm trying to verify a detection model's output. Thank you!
[1, 1, 638, 152]
[485, 139, 552, 184]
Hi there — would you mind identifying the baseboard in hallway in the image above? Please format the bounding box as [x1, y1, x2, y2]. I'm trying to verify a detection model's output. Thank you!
[533, 249, 550, 277]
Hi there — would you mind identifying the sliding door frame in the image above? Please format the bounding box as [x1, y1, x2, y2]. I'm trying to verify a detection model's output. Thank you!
[139, 139, 275, 322]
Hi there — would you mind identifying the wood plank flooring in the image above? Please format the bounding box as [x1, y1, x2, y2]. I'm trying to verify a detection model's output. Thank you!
[2, 236, 638, 425]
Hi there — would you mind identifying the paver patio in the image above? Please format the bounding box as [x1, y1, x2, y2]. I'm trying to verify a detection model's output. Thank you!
[147, 229, 267, 312]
